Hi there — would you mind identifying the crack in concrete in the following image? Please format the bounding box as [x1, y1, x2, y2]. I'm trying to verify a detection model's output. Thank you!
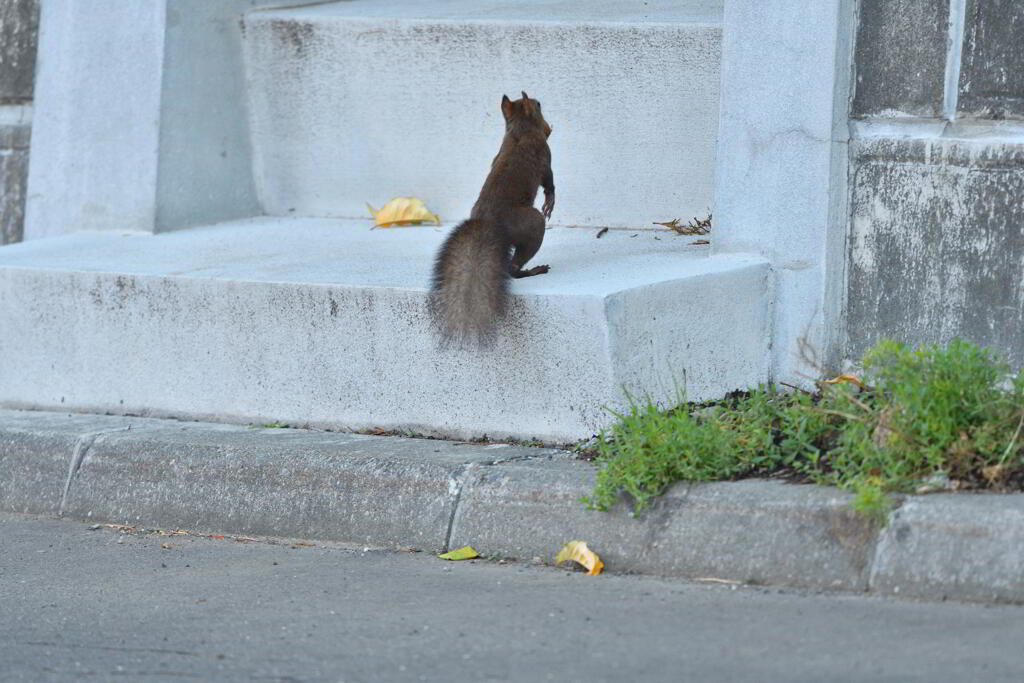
[59, 427, 132, 516]
[758, 126, 831, 149]
[864, 496, 909, 592]
[477, 453, 548, 467]
[442, 454, 556, 551]
[442, 463, 473, 552]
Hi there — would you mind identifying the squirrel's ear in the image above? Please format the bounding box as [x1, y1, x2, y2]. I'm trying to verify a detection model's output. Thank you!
[520, 91, 535, 114]
[501, 94, 513, 119]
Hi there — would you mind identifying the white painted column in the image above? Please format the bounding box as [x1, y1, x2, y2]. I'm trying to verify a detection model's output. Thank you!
[712, 0, 855, 382]
[26, 2, 166, 238]
[24, 0, 264, 240]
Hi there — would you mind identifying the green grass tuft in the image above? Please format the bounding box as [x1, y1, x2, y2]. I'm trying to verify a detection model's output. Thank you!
[581, 397, 742, 512]
[584, 339, 1024, 521]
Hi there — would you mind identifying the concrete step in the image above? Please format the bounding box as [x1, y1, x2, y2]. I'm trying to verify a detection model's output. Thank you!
[0, 218, 768, 442]
[241, 0, 722, 228]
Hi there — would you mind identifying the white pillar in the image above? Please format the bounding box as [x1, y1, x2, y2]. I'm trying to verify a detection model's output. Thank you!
[26, 2, 166, 238]
[25, 0, 262, 240]
[713, 0, 855, 382]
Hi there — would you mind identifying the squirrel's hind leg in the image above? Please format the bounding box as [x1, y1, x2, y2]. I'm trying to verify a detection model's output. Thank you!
[507, 207, 549, 279]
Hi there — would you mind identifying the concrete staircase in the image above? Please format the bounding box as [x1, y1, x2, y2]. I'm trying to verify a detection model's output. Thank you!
[1, 0, 771, 441]
[241, 0, 723, 227]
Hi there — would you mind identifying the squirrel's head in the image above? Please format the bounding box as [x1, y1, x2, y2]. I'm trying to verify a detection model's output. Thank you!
[501, 92, 552, 138]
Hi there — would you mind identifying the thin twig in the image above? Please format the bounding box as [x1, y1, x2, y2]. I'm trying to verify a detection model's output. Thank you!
[837, 389, 875, 416]
[780, 382, 814, 395]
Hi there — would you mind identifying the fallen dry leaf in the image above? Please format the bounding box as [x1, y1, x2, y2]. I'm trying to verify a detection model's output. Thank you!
[822, 373, 867, 388]
[555, 540, 603, 576]
[439, 545, 480, 561]
[366, 197, 440, 227]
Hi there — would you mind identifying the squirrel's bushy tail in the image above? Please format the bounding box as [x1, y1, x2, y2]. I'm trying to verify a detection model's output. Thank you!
[428, 219, 510, 347]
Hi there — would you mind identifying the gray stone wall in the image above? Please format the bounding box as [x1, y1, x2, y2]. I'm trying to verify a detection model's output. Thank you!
[847, 0, 1024, 366]
[0, 121, 29, 245]
[851, 0, 948, 118]
[958, 0, 1024, 119]
[0, 0, 38, 245]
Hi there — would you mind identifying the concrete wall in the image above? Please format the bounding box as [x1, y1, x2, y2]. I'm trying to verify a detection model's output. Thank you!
[848, 0, 1024, 366]
[0, 0, 37, 245]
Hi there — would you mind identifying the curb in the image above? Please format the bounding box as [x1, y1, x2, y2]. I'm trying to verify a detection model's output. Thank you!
[2, 408, 1022, 604]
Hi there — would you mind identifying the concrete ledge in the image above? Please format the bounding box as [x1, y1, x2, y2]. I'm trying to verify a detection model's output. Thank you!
[3, 408, 1023, 604]
[0, 218, 771, 442]
[452, 467, 876, 591]
[640, 481, 878, 590]
[450, 459, 651, 568]
[0, 411, 139, 515]
[63, 422, 557, 551]
[870, 496, 1024, 603]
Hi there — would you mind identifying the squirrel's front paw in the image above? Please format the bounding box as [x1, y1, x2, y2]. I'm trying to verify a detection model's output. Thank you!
[542, 196, 555, 220]
[512, 264, 550, 278]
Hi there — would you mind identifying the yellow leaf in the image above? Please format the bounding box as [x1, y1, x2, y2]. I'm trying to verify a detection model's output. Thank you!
[555, 540, 604, 576]
[365, 197, 441, 227]
[439, 545, 480, 561]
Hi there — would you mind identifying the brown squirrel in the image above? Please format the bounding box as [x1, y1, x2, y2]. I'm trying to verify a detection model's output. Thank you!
[427, 92, 555, 347]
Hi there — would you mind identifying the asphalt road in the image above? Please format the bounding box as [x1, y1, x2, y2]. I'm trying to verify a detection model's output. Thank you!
[1, 513, 1021, 682]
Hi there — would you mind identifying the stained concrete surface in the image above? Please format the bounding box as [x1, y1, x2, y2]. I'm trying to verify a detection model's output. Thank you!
[0, 0, 38, 103]
[847, 136, 1024, 366]
[959, 0, 1024, 119]
[0, 120, 29, 244]
[852, 0, 948, 117]
[0, 0, 36, 245]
